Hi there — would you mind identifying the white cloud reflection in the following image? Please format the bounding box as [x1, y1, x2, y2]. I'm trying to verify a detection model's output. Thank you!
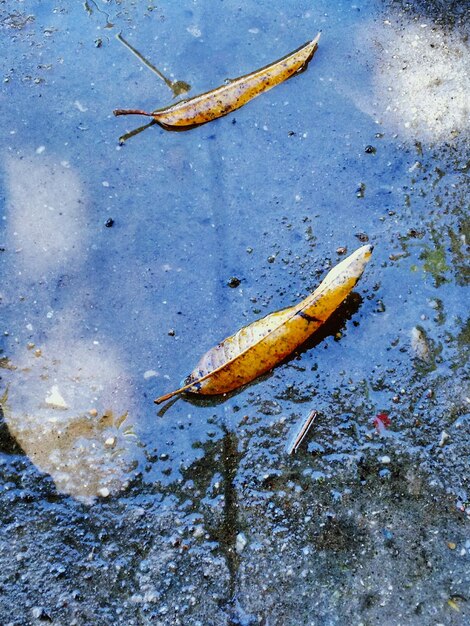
[5, 153, 87, 277]
[371, 19, 469, 141]
[2, 151, 139, 502]
[342, 15, 469, 142]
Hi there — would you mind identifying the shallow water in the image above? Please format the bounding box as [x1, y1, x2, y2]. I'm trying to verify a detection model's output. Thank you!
[1, 1, 469, 624]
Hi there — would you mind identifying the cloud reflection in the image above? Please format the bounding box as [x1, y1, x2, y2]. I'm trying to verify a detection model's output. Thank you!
[2, 152, 140, 502]
[5, 154, 88, 277]
[345, 16, 469, 142]
[372, 19, 469, 141]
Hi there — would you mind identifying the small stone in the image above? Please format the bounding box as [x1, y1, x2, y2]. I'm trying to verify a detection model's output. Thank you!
[408, 161, 421, 173]
[227, 276, 241, 288]
[45, 385, 68, 410]
[438, 431, 450, 447]
[168, 329, 175, 336]
[336, 246, 347, 255]
[267, 255, 276, 263]
[98, 487, 110, 497]
[31, 607, 51, 621]
[365, 145, 377, 154]
[355, 232, 369, 243]
[143, 370, 158, 380]
[447, 541, 456, 550]
[104, 437, 116, 448]
[356, 183, 366, 198]
[193, 525, 204, 538]
[380, 455, 391, 464]
[411, 326, 430, 362]
[105, 218, 114, 228]
[89, 408, 98, 417]
[235, 532, 248, 554]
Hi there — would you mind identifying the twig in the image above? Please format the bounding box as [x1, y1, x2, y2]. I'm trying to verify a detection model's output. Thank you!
[116, 32, 190, 98]
[287, 410, 318, 455]
[118, 119, 157, 144]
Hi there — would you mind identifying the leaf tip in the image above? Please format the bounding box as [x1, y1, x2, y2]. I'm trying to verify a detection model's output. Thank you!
[355, 243, 374, 263]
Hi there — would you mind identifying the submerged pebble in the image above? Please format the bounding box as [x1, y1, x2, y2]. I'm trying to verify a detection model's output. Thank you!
[438, 431, 450, 447]
[235, 532, 248, 554]
[44, 385, 68, 410]
[227, 276, 241, 288]
[356, 183, 366, 198]
[410, 326, 431, 362]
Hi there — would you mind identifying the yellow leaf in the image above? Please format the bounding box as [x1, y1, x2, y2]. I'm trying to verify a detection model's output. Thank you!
[114, 34, 320, 130]
[155, 245, 373, 404]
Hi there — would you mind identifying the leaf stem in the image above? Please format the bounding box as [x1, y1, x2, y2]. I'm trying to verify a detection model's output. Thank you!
[113, 108, 154, 117]
[154, 369, 217, 404]
[154, 377, 201, 404]
[154, 386, 187, 405]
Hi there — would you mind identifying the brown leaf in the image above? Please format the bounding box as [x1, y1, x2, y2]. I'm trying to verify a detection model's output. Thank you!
[114, 34, 321, 130]
[155, 245, 373, 404]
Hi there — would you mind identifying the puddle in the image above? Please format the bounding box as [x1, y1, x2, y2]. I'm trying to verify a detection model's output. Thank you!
[0, 0, 468, 624]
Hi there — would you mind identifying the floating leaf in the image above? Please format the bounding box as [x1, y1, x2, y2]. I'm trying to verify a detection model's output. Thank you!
[155, 245, 373, 404]
[114, 34, 321, 131]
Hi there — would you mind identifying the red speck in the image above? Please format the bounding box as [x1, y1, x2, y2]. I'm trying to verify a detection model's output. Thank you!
[374, 412, 391, 431]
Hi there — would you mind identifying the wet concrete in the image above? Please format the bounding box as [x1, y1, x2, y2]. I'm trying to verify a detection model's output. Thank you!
[0, 0, 468, 624]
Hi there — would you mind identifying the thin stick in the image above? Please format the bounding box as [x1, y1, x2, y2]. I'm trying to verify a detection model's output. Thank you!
[118, 119, 157, 144]
[84, 0, 114, 28]
[287, 410, 318, 455]
[116, 32, 175, 89]
[116, 32, 191, 99]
